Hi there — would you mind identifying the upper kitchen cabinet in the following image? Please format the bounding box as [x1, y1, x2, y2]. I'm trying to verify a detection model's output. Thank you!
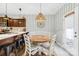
[7, 18, 14, 27]
[18, 19, 26, 27]
[0, 17, 8, 27]
[7, 18, 26, 27]
[12, 19, 18, 27]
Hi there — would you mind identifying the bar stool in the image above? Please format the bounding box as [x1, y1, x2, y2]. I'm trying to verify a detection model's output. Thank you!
[19, 36, 25, 49]
[9, 43, 16, 56]
[15, 40, 20, 56]
[0, 45, 7, 56]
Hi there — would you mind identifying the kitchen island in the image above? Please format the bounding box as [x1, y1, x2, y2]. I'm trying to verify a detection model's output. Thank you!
[0, 32, 27, 56]
[0, 32, 26, 40]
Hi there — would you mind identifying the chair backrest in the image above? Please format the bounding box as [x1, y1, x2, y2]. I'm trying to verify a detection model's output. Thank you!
[23, 34, 30, 42]
[49, 34, 56, 56]
[51, 35, 56, 42]
[23, 34, 31, 56]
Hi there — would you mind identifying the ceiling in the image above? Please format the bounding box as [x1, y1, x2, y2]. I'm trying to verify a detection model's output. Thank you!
[0, 3, 64, 15]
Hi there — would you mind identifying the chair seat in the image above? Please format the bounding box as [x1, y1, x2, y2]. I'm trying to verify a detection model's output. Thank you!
[41, 42, 50, 49]
[41, 47, 55, 56]
[31, 46, 39, 51]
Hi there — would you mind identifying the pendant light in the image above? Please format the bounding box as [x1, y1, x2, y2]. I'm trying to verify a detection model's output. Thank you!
[36, 3, 46, 23]
[19, 8, 25, 19]
[4, 3, 9, 20]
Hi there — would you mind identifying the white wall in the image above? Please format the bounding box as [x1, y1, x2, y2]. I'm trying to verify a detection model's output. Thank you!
[54, 3, 78, 45]
[25, 15, 54, 34]
[0, 3, 64, 16]
[54, 3, 79, 55]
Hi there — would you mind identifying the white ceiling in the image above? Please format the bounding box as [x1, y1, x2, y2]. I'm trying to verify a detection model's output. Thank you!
[0, 3, 64, 15]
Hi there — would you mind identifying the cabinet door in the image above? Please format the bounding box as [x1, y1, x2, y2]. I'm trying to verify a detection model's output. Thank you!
[18, 20, 26, 27]
[0, 17, 7, 27]
[0, 17, 3, 26]
[13, 20, 18, 27]
[8, 19, 26, 27]
[0, 17, 3, 22]
[8, 19, 14, 27]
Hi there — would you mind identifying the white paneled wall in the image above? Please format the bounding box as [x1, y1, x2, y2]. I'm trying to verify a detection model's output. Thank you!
[54, 3, 78, 45]
[26, 15, 54, 34]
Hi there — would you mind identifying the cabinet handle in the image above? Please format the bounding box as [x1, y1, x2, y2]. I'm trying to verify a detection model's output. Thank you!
[74, 35, 77, 37]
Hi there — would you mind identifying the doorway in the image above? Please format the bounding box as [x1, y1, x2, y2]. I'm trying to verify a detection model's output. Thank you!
[63, 7, 78, 56]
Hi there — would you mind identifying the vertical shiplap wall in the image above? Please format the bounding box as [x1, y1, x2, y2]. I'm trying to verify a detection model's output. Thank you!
[26, 15, 54, 34]
[54, 3, 78, 45]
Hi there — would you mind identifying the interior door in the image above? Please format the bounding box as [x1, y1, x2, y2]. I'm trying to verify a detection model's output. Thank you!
[63, 7, 78, 56]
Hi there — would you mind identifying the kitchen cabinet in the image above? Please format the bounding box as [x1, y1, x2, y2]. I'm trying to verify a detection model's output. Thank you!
[7, 19, 14, 27]
[0, 16, 26, 27]
[18, 19, 26, 27]
[0, 17, 7, 27]
[7, 18, 26, 27]
[13, 19, 18, 27]
[0, 17, 3, 22]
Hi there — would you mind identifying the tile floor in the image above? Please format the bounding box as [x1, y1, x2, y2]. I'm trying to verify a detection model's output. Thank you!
[54, 43, 70, 56]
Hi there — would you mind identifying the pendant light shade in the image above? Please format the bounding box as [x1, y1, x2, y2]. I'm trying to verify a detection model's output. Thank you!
[36, 12, 45, 20]
[36, 3, 46, 23]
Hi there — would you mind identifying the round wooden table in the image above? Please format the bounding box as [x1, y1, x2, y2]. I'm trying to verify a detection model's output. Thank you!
[30, 35, 49, 43]
[30, 35, 49, 55]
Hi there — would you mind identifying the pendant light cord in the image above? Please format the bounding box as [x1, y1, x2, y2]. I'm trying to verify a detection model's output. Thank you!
[5, 3, 7, 16]
[19, 8, 22, 17]
[40, 3, 42, 13]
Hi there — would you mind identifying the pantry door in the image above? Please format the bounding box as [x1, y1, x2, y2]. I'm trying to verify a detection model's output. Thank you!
[63, 7, 78, 56]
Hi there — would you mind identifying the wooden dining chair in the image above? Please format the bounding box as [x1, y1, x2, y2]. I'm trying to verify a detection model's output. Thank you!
[41, 34, 56, 56]
[49, 35, 56, 56]
[23, 33, 39, 56]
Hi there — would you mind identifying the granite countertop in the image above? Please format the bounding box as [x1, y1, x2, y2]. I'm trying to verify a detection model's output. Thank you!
[0, 32, 26, 40]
